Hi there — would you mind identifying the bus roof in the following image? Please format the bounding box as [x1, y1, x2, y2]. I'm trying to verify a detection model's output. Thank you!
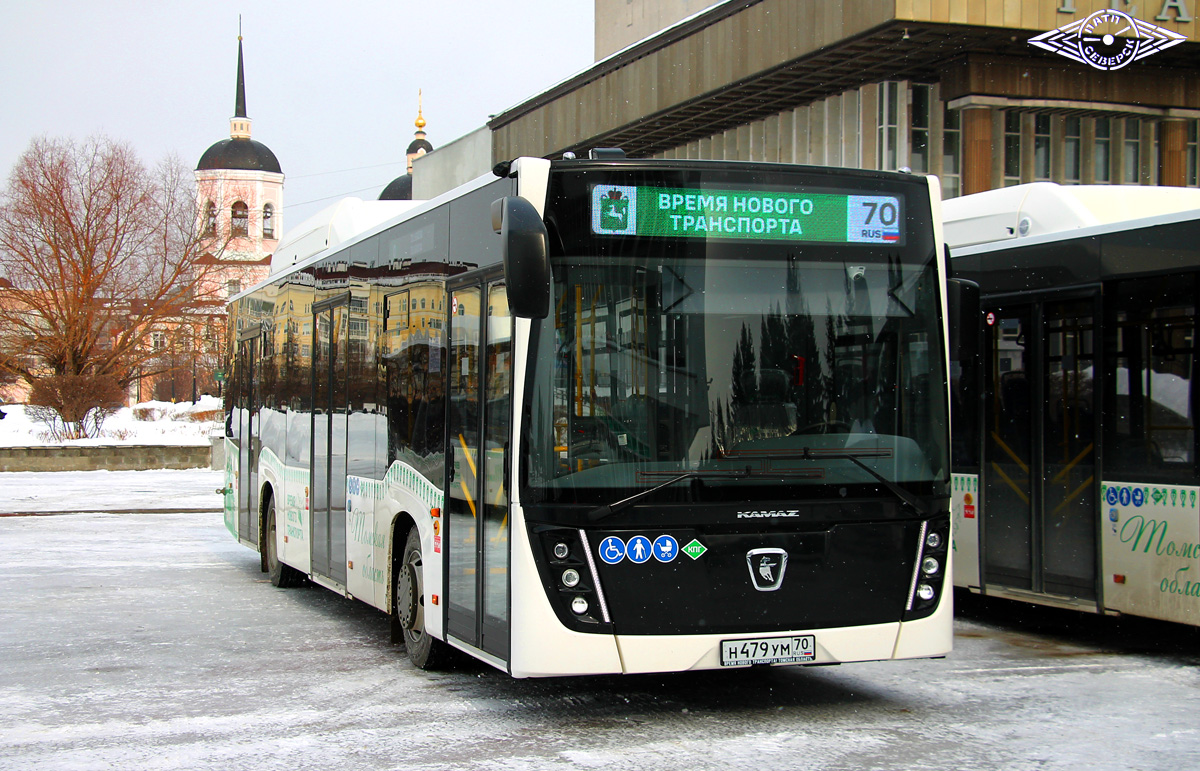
[270, 197, 423, 275]
[943, 182, 1200, 252]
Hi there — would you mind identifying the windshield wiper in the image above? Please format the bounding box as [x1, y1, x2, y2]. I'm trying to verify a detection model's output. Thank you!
[587, 470, 752, 522]
[728, 448, 934, 516]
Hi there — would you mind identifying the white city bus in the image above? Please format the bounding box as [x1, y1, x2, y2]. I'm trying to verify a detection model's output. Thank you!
[224, 154, 959, 677]
[947, 182, 1200, 626]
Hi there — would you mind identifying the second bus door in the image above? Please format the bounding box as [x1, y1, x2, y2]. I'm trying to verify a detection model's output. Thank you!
[445, 278, 512, 662]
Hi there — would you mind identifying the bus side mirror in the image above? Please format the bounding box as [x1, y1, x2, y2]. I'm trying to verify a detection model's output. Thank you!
[492, 196, 550, 319]
[947, 278, 981, 365]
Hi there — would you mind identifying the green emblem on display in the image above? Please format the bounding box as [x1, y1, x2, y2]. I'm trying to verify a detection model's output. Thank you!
[599, 192, 630, 232]
[683, 539, 708, 560]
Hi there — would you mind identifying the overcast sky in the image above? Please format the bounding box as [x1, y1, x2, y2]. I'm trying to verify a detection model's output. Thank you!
[1, 0, 596, 227]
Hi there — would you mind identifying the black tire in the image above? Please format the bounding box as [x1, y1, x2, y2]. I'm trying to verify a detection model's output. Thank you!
[396, 526, 449, 669]
[266, 497, 304, 588]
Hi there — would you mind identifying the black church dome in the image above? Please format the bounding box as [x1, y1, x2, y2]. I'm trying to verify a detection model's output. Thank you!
[406, 138, 434, 156]
[196, 138, 282, 174]
[379, 174, 413, 201]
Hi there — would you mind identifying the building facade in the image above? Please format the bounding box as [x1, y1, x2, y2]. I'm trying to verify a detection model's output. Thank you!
[196, 35, 283, 299]
[146, 34, 285, 403]
[477, 1, 1200, 201]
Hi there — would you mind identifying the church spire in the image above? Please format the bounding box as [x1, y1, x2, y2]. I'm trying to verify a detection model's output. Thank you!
[230, 22, 252, 140]
[406, 90, 432, 173]
[235, 35, 247, 119]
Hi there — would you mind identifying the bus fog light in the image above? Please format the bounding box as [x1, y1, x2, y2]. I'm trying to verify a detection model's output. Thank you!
[922, 557, 940, 575]
[925, 532, 942, 549]
[916, 583, 936, 602]
[553, 542, 570, 559]
[571, 596, 589, 614]
[562, 569, 581, 588]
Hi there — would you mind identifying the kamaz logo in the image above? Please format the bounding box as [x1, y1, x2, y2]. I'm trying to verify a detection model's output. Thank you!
[746, 548, 789, 592]
[736, 509, 801, 519]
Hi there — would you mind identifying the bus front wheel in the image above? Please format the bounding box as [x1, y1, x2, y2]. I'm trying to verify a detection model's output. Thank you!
[396, 526, 448, 669]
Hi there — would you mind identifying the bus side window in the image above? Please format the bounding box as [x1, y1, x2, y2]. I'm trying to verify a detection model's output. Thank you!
[1104, 275, 1196, 483]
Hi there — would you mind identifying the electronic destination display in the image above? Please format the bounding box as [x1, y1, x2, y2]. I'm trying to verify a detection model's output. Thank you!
[590, 185, 903, 245]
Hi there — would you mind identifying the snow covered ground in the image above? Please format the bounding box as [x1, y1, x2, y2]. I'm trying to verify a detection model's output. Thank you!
[3, 505, 1200, 770]
[0, 397, 222, 447]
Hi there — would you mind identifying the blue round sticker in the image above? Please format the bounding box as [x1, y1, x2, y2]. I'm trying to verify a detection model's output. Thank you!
[1132, 488, 1145, 507]
[653, 535, 679, 563]
[626, 535, 653, 564]
[598, 536, 626, 565]
[1106, 488, 1119, 506]
[1119, 487, 1132, 506]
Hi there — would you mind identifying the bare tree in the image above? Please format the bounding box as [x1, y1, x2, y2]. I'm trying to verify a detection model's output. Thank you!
[0, 135, 227, 436]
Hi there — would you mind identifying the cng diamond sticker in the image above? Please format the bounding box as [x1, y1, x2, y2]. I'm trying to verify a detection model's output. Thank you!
[682, 539, 707, 560]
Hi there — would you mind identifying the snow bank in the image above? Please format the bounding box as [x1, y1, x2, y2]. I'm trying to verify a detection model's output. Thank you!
[0, 397, 223, 447]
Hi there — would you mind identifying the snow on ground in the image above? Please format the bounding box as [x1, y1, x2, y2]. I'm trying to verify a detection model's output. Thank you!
[0, 469, 224, 513]
[0, 396, 222, 447]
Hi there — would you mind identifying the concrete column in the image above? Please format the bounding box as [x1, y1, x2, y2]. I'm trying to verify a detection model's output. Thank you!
[778, 110, 794, 164]
[1020, 113, 1035, 183]
[962, 106, 994, 195]
[1081, 118, 1096, 184]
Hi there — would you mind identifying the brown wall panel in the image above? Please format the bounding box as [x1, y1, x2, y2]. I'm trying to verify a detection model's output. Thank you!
[962, 106, 995, 195]
[1160, 119, 1187, 187]
[941, 55, 1200, 110]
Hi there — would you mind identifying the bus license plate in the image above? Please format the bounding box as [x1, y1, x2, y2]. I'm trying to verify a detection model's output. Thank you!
[720, 635, 816, 667]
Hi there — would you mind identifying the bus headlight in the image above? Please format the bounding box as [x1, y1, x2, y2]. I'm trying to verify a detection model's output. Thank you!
[561, 569, 581, 588]
[905, 515, 949, 620]
[553, 542, 570, 560]
[571, 596, 589, 614]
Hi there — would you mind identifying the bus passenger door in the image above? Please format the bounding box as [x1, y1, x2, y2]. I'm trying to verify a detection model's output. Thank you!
[235, 330, 260, 546]
[983, 305, 1035, 591]
[312, 298, 349, 585]
[445, 278, 512, 662]
[1041, 299, 1096, 600]
[983, 298, 1097, 600]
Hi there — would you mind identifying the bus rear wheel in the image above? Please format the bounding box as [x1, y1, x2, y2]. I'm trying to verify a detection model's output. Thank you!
[396, 526, 448, 669]
[265, 496, 304, 588]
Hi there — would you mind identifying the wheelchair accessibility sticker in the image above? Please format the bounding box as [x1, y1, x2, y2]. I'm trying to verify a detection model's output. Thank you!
[598, 535, 682, 565]
[599, 536, 626, 564]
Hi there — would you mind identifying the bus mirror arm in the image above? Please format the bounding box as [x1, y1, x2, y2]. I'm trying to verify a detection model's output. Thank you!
[946, 278, 981, 366]
[492, 196, 550, 319]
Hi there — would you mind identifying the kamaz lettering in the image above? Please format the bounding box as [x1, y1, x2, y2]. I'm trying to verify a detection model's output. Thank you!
[736, 510, 801, 519]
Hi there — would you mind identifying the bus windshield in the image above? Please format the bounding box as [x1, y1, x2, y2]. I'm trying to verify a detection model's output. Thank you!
[524, 239, 949, 508]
